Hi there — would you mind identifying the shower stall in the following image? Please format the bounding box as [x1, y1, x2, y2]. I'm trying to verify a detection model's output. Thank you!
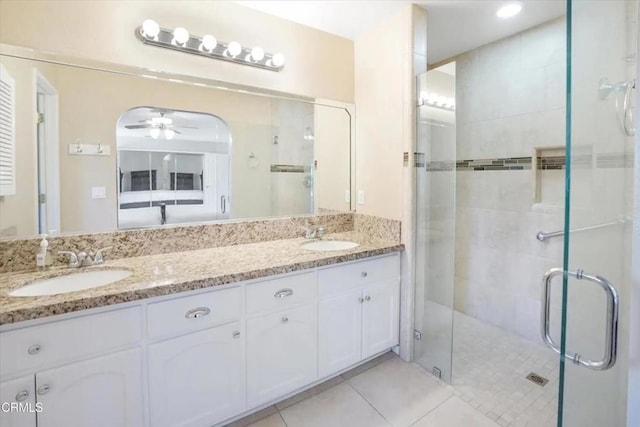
[413, 1, 638, 426]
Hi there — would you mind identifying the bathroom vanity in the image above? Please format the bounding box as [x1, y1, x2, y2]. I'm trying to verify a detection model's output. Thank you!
[0, 232, 401, 427]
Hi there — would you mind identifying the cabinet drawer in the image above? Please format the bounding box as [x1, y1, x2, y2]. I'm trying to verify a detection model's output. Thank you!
[147, 286, 241, 340]
[246, 272, 316, 315]
[0, 306, 142, 377]
[318, 255, 400, 296]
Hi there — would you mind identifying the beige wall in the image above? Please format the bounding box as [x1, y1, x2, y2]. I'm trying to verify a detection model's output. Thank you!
[354, 4, 423, 221]
[0, 1, 353, 103]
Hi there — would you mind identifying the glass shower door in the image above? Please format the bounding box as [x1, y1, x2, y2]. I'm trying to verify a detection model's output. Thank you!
[413, 70, 456, 382]
[552, 0, 637, 425]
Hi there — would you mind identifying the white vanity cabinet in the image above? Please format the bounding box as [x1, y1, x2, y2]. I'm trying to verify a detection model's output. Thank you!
[35, 349, 143, 427]
[0, 376, 36, 427]
[0, 307, 144, 427]
[318, 256, 401, 377]
[1, 252, 401, 427]
[148, 322, 245, 427]
[245, 271, 318, 407]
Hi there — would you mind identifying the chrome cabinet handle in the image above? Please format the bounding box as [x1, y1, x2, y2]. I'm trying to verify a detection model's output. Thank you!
[361, 272, 368, 278]
[541, 268, 619, 370]
[274, 288, 294, 299]
[37, 385, 50, 395]
[221, 195, 226, 214]
[358, 297, 364, 303]
[28, 344, 41, 355]
[365, 295, 371, 302]
[185, 307, 211, 319]
[15, 390, 29, 402]
[281, 316, 289, 324]
[232, 331, 240, 338]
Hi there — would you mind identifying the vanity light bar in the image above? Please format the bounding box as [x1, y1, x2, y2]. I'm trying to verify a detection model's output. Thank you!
[135, 20, 285, 72]
[417, 92, 456, 111]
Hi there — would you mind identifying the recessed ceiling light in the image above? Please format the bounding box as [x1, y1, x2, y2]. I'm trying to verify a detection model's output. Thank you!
[496, 2, 522, 19]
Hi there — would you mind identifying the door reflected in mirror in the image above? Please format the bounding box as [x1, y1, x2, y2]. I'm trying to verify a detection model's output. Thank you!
[116, 108, 230, 229]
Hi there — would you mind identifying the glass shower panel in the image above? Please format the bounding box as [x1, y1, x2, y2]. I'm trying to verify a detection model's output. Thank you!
[559, 0, 637, 425]
[413, 70, 456, 382]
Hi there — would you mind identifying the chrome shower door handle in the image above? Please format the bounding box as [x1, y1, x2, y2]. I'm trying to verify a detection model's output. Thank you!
[541, 268, 619, 370]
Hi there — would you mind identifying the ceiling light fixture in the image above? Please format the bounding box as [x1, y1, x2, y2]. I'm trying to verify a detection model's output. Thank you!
[496, 2, 523, 19]
[135, 20, 285, 71]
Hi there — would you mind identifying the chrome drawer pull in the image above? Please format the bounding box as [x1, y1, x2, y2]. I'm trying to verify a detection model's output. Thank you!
[37, 385, 50, 396]
[185, 307, 211, 319]
[274, 288, 294, 299]
[365, 295, 371, 302]
[232, 331, 240, 338]
[358, 297, 365, 303]
[361, 272, 368, 278]
[15, 390, 29, 402]
[281, 316, 289, 324]
[27, 344, 41, 355]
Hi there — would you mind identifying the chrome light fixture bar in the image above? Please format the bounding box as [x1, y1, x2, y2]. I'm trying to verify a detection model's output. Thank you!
[135, 20, 285, 72]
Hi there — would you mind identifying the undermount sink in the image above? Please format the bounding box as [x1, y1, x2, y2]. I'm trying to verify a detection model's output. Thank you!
[301, 240, 359, 251]
[9, 269, 132, 297]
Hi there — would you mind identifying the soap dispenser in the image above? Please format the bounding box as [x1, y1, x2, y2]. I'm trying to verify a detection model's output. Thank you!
[36, 234, 53, 270]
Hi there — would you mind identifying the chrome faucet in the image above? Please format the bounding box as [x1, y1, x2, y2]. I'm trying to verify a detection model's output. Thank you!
[58, 247, 112, 268]
[305, 225, 325, 240]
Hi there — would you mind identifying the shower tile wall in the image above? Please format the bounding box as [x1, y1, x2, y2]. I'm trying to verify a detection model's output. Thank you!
[454, 18, 567, 343]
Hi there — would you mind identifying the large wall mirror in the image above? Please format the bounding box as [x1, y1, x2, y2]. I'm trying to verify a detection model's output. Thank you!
[0, 45, 353, 238]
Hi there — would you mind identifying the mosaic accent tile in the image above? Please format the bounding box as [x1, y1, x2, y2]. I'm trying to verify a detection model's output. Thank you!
[0, 213, 354, 274]
[270, 164, 308, 173]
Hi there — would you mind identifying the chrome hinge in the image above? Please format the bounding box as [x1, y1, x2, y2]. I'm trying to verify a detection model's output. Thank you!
[414, 330, 422, 341]
[37, 112, 44, 124]
[38, 194, 46, 204]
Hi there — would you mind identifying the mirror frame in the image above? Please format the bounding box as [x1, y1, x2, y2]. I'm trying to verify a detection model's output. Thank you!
[0, 43, 356, 237]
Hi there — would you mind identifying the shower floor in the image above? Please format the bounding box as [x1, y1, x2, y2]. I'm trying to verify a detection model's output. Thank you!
[452, 312, 559, 427]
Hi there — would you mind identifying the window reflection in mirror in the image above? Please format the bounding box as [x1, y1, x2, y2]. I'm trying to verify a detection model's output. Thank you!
[116, 108, 230, 229]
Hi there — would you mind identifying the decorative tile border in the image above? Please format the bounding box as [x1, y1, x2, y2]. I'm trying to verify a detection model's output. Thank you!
[270, 164, 308, 173]
[418, 153, 633, 171]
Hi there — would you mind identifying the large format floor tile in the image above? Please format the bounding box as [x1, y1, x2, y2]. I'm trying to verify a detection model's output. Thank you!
[243, 413, 287, 427]
[412, 396, 500, 427]
[348, 356, 454, 426]
[278, 382, 390, 427]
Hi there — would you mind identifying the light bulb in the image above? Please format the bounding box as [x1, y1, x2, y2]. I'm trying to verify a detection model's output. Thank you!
[150, 128, 160, 139]
[165, 128, 175, 140]
[173, 27, 190, 46]
[201, 34, 217, 52]
[496, 3, 522, 19]
[251, 46, 265, 61]
[141, 19, 160, 39]
[271, 53, 285, 67]
[227, 41, 242, 57]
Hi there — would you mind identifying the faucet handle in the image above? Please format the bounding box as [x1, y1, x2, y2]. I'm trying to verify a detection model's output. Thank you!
[92, 246, 112, 264]
[58, 251, 79, 268]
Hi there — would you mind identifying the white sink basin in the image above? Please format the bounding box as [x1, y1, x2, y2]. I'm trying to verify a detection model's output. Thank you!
[301, 240, 359, 251]
[9, 269, 132, 297]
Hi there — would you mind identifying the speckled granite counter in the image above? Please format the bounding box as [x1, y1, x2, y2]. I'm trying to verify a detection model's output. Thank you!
[0, 232, 403, 325]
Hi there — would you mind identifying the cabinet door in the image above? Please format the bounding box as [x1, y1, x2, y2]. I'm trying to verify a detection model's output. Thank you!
[35, 349, 143, 427]
[0, 376, 36, 427]
[247, 304, 317, 407]
[148, 322, 244, 427]
[362, 280, 400, 359]
[318, 288, 363, 377]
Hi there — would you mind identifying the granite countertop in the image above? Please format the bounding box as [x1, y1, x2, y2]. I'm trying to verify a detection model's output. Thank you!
[0, 232, 403, 325]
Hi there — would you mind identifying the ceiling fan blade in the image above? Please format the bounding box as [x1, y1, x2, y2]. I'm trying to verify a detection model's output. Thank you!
[125, 124, 152, 130]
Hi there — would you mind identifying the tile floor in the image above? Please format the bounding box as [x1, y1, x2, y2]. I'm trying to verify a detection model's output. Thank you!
[226, 352, 500, 427]
[227, 311, 560, 427]
[451, 312, 558, 427]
